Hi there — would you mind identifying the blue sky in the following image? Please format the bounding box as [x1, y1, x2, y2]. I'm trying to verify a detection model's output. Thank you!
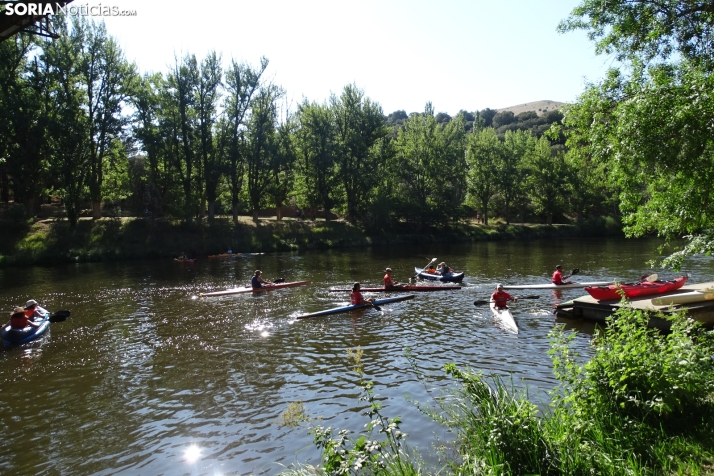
[82, 0, 616, 116]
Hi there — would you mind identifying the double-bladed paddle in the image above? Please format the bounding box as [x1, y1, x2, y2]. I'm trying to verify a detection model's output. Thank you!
[49, 310, 71, 323]
[474, 296, 540, 306]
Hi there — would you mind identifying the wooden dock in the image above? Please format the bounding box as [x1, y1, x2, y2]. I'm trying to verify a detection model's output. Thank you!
[554, 282, 714, 329]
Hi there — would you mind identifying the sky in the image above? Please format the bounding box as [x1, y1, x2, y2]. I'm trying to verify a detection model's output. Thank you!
[68, 0, 618, 116]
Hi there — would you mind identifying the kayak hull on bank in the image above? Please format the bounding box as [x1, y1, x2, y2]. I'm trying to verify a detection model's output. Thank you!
[414, 268, 465, 283]
[489, 303, 518, 334]
[328, 285, 461, 292]
[2, 311, 50, 346]
[503, 281, 613, 290]
[651, 290, 714, 306]
[297, 294, 415, 319]
[584, 276, 688, 301]
[200, 280, 311, 297]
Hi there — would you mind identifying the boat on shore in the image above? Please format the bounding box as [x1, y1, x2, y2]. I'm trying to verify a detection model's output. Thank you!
[503, 281, 613, 290]
[174, 258, 197, 263]
[297, 295, 415, 319]
[489, 303, 518, 334]
[584, 276, 688, 301]
[2, 311, 50, 346]
[200, 280, 310, 297]
[414, 267, 464, 283]
[328, 285, 461, 292]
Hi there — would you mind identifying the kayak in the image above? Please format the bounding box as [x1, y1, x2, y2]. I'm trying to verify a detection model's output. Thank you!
[208, 252, 264, 259]
[328, 285, 461, 292]
[2, 310, 50, 346]
[200, 280, 311, 297]
[489, 302, 518, 334]
[584, 276, 688, 301]
[174, 258, 197, 263]
[503, 281, 613, 290]
[651, 290, 714, 306]
[414, 267, 465, 283]
[297, 294, 415, 319]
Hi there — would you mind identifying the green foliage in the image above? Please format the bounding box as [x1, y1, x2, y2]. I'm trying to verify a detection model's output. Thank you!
[465, 127, 501, 225]
[559, 0, 714, 69]
[308, 347, 419, 475]
[552, 306, 714, 421]
[393, 103, 466, 227]
[442, 365, 553, 475]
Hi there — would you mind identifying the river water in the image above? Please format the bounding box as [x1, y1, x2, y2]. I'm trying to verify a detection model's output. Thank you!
[1, 238, 713, 475]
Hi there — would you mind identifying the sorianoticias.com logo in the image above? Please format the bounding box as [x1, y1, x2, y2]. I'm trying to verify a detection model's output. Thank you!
[1, 2, 137, 17]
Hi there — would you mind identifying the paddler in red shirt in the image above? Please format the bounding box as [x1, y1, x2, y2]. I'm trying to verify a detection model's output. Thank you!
[552, 265, 574, 285]
[383, 268, 406, 289]
[350, 282, 374, 305]
[8, 306, 40, 329]
[491, 284, 517, 309]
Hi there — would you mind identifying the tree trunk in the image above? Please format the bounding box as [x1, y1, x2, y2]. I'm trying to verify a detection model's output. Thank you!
[92, 200, 102, 219]
[232, 199, 239, 224]
[253, 210, 259, 222]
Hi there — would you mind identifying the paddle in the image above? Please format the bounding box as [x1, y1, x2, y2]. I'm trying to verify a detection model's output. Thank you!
[49, 310, 71, 323]
[474, 295, 540, 306]
[371, 301, 382, 311]
[570, 268, 580, 276]
[645, 273, 659, 282]
[414, 258, 438, 279]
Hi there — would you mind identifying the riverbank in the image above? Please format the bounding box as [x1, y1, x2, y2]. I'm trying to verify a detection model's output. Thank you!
[0, 215, 623, 267]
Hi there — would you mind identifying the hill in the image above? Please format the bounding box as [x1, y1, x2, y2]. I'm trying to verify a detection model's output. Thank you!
[496, 100, 564, 116]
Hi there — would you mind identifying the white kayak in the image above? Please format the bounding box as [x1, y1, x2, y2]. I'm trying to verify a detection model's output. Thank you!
[490, 302, 518, 334]
[502, 281, 613, 290]
[200, 280, 310, 297]
[651, 290, 714, 306]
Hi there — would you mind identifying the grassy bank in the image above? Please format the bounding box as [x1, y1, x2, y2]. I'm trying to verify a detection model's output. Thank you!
[0, 215, 623, 267]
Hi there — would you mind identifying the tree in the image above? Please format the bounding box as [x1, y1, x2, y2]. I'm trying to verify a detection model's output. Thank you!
[43, 20, 91, 226]
[394, 102, 466, 226]
[246, 84, 283, 221]
[0, 33, 52, 217]
[559, 0, 714, 69]
[168, 53, 200, 218]
[525, 136, 567, 225]
[465, 127, 501, 225]
[499, 130, 533, 224]
[560, 0, 714, 266]
[195, 51, 222, 220]
[74, 17, 137, 219]
[331, 84, 388, 224]
[221, 57, 268, 223]
[294, 100, 338, 220]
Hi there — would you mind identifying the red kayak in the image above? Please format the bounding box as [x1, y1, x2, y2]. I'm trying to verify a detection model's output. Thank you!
[584, 276, 688, 301]
[329, 285, 461, 292]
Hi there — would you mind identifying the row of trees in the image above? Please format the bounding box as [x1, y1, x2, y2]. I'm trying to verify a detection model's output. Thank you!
[0, 15, 614, 229]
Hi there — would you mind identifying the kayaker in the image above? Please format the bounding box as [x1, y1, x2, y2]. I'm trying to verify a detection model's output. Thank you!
[491, 284, 517, 309]
[384, 268, 405, 289]
[24, 299, 48, 321]
[437, 262, 451, 275]
[251, 270, 273, 289]
[427, 265, 437, 274]
[9, 306, 40, 329]
[350, 283, 374, 305]
[552, 265, 574, 285]
[177, 251, 188, 260]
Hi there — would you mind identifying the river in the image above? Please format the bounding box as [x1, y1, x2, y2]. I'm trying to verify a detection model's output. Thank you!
[1, 238, 712, 475]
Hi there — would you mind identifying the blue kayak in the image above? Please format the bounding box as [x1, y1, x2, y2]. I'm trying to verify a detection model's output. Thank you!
[415, 267, 465, 283]
[297, 294, 415, 319]
[2, 310, 50, 346]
